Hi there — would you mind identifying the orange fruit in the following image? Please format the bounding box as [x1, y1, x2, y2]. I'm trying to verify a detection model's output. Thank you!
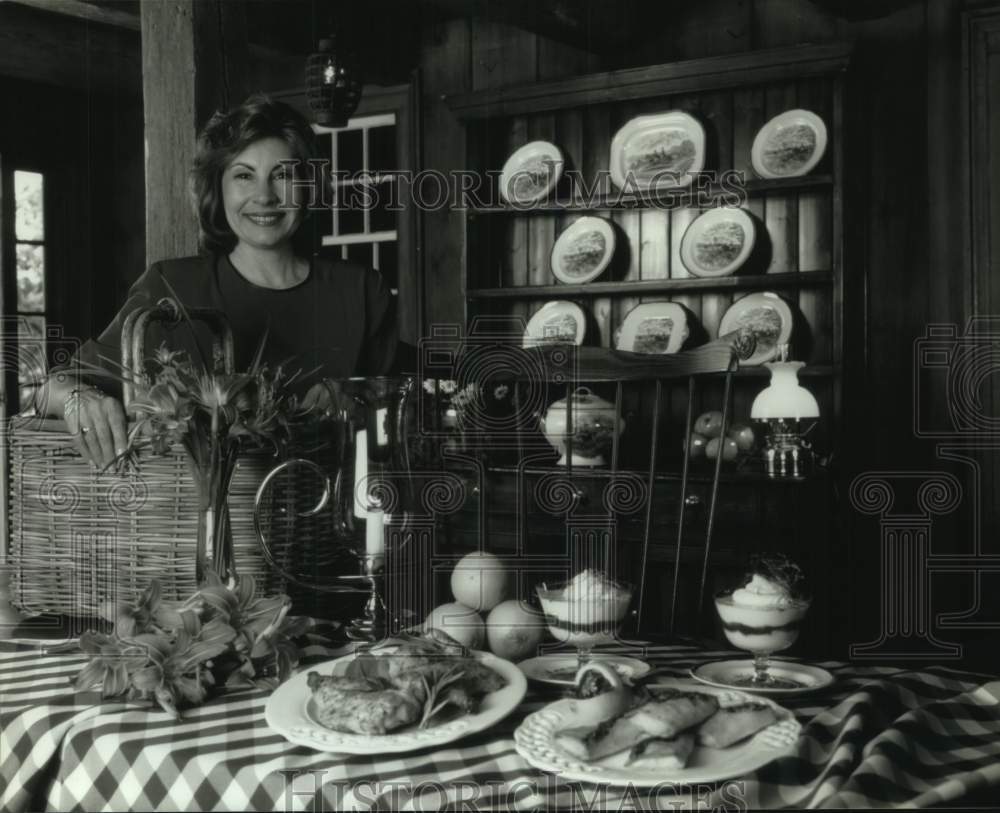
[450, 551, 509, 612]
[485, 599, 547, 662]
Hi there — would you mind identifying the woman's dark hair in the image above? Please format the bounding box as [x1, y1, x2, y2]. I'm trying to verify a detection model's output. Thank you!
[192, 94, 319, 255]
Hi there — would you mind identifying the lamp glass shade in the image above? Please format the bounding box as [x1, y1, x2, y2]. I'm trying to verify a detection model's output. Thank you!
[750, 361, 820, 420]
[306, 37, 363, 128]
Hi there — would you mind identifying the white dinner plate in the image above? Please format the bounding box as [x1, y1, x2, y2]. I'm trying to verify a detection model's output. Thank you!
[522, 301, 586, 348]
[518, 653, 651, 686]
[680, 207, 756, 278]
[691, 659, 835, 696]
[551, 216, 615, 285]
[615, 302, 689, 354]
[265, 648, 527, 754]
[751, 109, 828, 179]
[717, 292, 793, 366]
[514, 683, 800, 787]
[610, 111, 705, 191]
[500, 141, 564, 205]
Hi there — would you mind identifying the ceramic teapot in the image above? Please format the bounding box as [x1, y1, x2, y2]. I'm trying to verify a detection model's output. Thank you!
[540, 387, 625, 466]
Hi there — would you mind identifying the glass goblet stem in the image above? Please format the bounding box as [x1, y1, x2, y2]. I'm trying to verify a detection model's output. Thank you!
[751, 652, 772, 685]
[576, 644, 594, 670]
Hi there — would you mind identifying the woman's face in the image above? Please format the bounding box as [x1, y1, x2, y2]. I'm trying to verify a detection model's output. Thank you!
[221, 137, 304, 251]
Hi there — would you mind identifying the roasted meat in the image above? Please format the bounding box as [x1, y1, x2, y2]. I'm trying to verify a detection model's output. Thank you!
[306, 673, 422, 735]
[307, 633, 507, 735]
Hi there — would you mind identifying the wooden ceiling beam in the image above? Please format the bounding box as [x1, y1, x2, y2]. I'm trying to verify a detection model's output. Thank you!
[0, 0, 139, 30]
[0, 1, 140, 94]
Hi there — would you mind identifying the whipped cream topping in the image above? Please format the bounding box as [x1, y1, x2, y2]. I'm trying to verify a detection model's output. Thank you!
[562, 569, 624, 602]
[732, 574, 797, 609]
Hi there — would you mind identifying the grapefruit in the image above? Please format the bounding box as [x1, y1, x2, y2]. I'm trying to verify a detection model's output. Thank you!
[450, 551, 509, 612]
[424, 601, 486, 649]
[485, 599, 547, 662]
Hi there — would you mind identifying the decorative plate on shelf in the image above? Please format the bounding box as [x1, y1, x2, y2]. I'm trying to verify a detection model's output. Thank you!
[680, 207, 756, 278]
[550, 216, 616, 285]
[265, 648, 526, 755]
[751, 109, 828, 179]
[499, 141, 564, 205]
[513, 682, 801, 787]
[615, 302, 689, 355]
[717, 292, 793, 366]
[610, 112, 705, 191]
[523, 301, 587, 348]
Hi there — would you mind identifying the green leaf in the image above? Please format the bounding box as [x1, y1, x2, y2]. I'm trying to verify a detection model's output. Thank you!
[235, 574, 257, 607]
[129, 633, 172, 661]
[74, 660, 106, 691]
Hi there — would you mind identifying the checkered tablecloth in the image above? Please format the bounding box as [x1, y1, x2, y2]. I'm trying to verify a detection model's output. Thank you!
[2, 636, 999, 812]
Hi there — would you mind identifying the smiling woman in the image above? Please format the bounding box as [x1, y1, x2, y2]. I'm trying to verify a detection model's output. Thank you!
[34, 95, 398, 467]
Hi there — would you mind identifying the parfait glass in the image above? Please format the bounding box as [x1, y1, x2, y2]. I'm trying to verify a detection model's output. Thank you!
[714, 591, 811, 688]
[536, 576, 634, 671]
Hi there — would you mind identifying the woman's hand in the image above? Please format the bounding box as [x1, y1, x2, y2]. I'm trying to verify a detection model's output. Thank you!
[63, 387, 128, 469]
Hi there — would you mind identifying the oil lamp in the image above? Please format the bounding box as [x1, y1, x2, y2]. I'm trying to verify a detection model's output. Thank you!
[750, 346, 819, 478]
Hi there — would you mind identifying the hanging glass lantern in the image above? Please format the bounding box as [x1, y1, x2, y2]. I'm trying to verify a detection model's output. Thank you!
[305, 36, 363, 128]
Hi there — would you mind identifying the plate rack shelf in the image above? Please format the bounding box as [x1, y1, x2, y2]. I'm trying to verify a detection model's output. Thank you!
[446, 42, 850, 463]
[441, 43, 851, 645]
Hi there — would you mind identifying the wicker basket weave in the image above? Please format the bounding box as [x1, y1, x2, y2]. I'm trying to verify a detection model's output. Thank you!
[6, 299, 347, 616]
[7, 418, 300, 614]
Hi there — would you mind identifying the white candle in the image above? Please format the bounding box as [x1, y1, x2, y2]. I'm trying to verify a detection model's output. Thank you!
[354, 429, 368, 518]
[367, 509, 385, 559]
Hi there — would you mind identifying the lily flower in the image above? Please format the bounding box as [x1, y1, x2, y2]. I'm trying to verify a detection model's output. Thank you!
[74, 631, 147, 698]
[128, 612, 236, 717]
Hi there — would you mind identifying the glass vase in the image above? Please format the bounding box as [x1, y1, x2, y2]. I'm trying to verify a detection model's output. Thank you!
[194, 451, 239, 586]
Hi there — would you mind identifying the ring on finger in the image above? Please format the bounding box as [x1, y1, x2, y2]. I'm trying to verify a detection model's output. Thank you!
[81, 426, 91, 434]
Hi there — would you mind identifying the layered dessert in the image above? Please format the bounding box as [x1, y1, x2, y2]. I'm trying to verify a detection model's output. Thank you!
[715, 554, 810, 654]
[537, 570, 633, 648]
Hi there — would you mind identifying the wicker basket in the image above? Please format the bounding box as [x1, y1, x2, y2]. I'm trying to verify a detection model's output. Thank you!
[7, 419, 287, 613]
[6, 299, 348, 616]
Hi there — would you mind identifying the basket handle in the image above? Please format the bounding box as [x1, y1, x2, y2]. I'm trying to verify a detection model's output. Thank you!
[120, 298, 236, 407]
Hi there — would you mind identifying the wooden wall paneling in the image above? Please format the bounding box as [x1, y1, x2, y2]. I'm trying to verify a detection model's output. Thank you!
[640, 209, 671, 285]
[556, 108, 585, 190]
[965, 8, 1000, 554]
[504, 116, 529, 324]
[420, 18, 471, 331]
[751, 0, 843, 49]
[927, 0, 967, 329]
[615, 211, 642, 344]
[700, 89, 735, 176]
[733, 85, 766, 231]
[471, 19, 537, 91]
[582, 103, 613, 347]
[610, 100, 642, 345]
[536, 32, 599, 81]
[797, 77, 833, 365]
[527, 113, 557, 289]
[763, 82, 800, 276]
[0, 3, 141, 96]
